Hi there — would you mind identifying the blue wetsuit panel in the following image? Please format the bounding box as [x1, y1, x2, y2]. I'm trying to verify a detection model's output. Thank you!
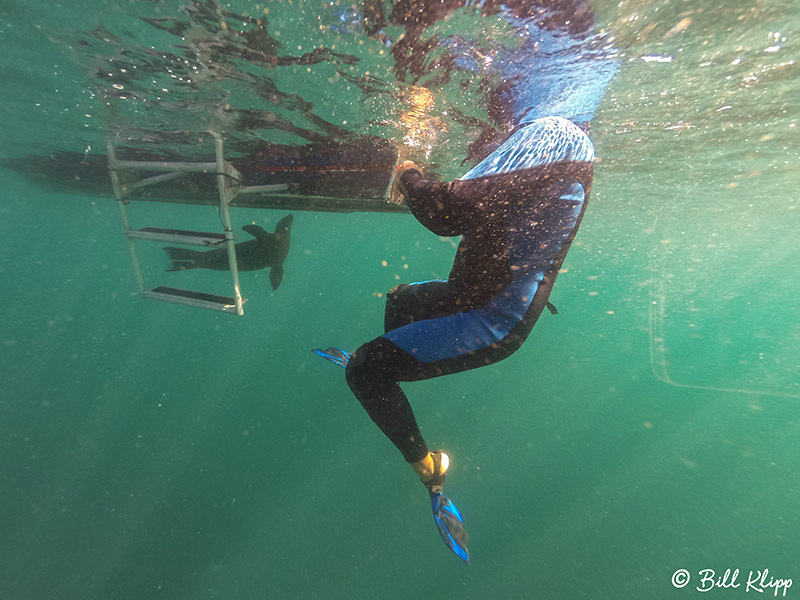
[382, 269, 546, 362]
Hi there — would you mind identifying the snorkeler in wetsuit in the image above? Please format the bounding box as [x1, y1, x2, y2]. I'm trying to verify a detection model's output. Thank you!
[314, 115, 595, 562]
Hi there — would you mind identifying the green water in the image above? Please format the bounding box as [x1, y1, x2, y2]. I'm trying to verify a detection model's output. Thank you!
[1, 1, 799, 598]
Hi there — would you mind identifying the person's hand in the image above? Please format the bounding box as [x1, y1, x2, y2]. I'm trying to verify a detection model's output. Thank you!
[397, 160, 418, 175]
[390, 160, 419, 205]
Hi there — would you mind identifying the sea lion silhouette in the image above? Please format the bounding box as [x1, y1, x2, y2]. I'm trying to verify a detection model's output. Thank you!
[163, 214, 293, 291]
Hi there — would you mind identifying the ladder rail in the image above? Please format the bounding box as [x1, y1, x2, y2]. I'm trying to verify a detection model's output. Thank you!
[213, 132, 245, 317]
[107, 136, 145, 293]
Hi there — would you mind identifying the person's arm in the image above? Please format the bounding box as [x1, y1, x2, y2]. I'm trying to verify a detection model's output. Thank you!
[397, 166, 477, 236]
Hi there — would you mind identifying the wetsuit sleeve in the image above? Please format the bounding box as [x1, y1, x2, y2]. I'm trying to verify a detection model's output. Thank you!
[400, 169, 477, 236]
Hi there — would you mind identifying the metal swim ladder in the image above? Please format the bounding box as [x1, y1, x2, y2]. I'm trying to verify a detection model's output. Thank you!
[107, 133, 250, 315]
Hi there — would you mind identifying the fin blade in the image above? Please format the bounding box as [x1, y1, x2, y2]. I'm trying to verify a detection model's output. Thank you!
[163, 247, 198, 260]
[270, 264, 284, 290]
[163, 247, 199, 271]
[431, 492, 470, 564]
[165, 262, 196, 272]
[242, 224, 268, 238]
[311, 347, 351, 369]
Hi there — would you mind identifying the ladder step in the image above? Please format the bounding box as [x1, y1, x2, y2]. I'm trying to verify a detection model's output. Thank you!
[127, 227, 228, 246]
[142, 286, 246, 314]
[114, 159, 219, 173]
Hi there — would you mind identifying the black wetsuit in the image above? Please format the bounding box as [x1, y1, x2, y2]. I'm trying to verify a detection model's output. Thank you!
[345, 116, 595, 463]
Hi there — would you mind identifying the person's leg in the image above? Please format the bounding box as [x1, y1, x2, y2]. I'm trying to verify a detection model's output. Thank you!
[344, 337, 451, 484]
[346, 271, 557, 480]
[345, 337, 430, 463]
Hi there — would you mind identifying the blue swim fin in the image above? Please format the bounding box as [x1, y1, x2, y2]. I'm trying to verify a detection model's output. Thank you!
[311, 347, 351, 369]
[431, 491, 470, 564]
[424, 451, 469, 563]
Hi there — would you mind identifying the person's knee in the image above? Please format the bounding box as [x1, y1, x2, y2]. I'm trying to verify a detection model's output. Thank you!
[384, 283, 409, 315]
[387, 283, 408, 297]
[344, 343, 371, 391]
[345, 339, 403, 399]
[346, 343, 393, 416]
